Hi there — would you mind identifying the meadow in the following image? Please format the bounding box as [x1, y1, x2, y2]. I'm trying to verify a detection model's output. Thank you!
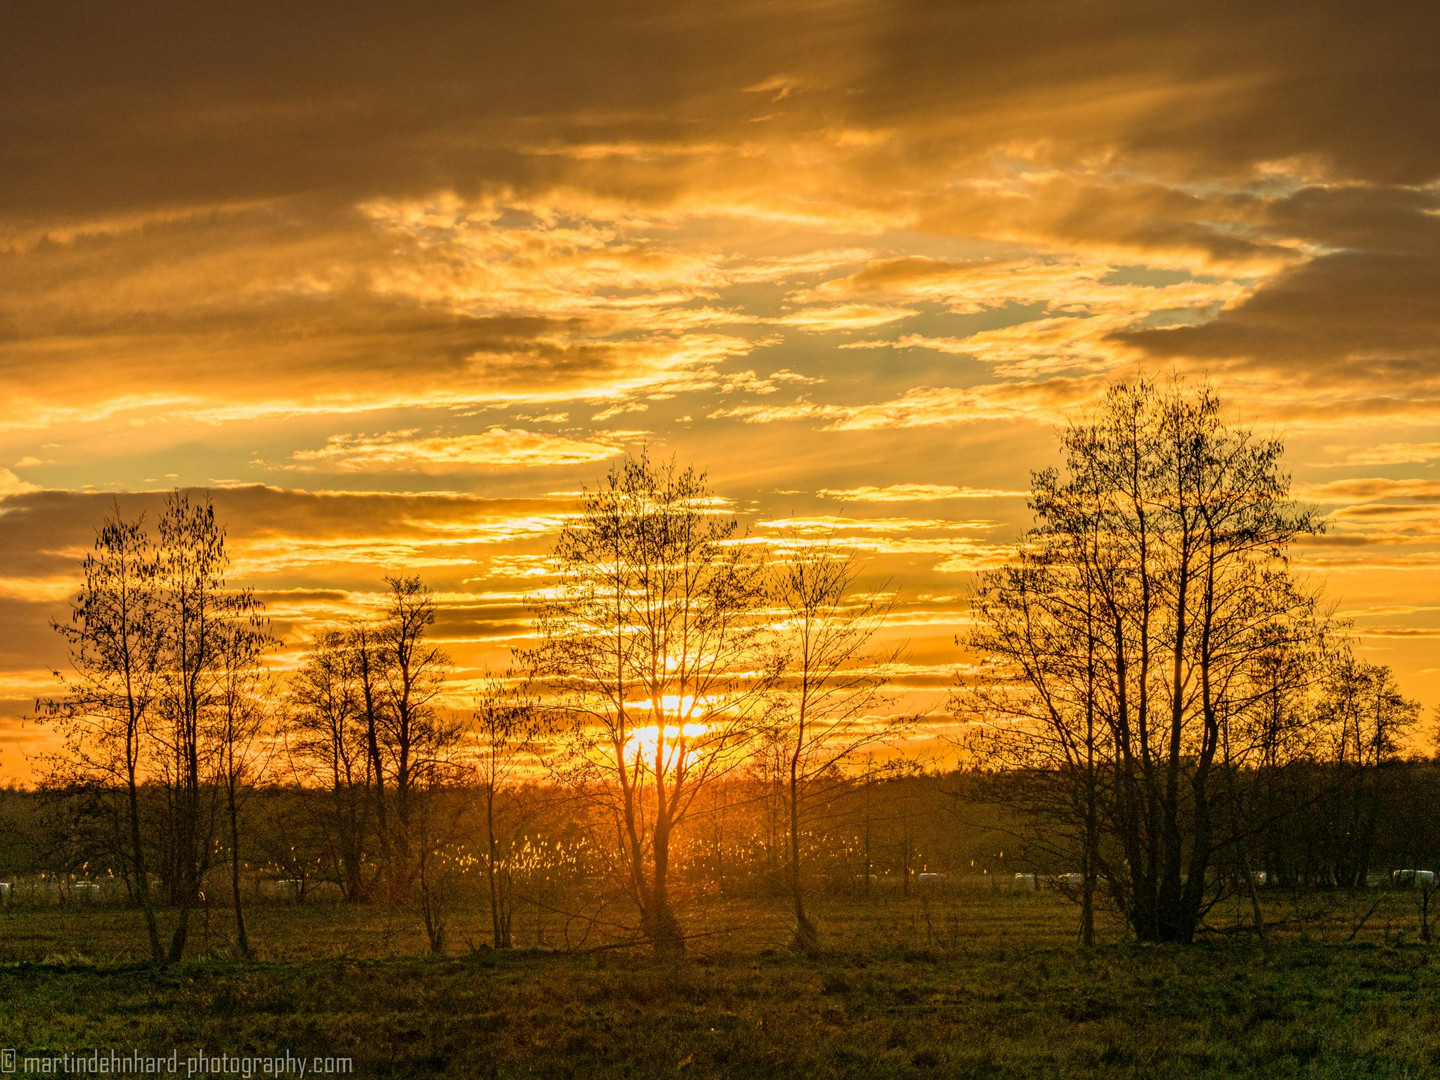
[3, 888, 1440, 1078]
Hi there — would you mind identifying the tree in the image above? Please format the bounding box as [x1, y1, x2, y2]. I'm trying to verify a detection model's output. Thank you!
[962, 377, 1322, 943]
[469, 673, 545, 948]
[42, 491, 277, 962]
[42, 503, 167, 961]
[765, 542, 902, 952]
[375, 575, 454, 888]
[1312, 644, 1419, 887]
[154, 490, 232, 961]
[528, 453, 770, 950]
[285, 578, 457, 927]
[352, 619, 392, 887]
[215, 597, 278, 958]
[286, 626, 372, 901]
[354, 576, 461, 948]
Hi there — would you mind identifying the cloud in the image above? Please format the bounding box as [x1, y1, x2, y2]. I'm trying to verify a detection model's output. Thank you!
[0, 469, 37, 497]
[713, 376, 1105, 431]
[769, 304, 919, 332]
[810, 256, 1248, 315]
[4, 2, 1438, 446]
[818, 484, 1028, 502]
[845, 316, 1144, 378]
[1120, 249, 1440, 413]
[755, 515, 995, 535]
[1297, 479, 1440, 505]
[1321, 443, 1440, 467]
[289, 428, 622, 473]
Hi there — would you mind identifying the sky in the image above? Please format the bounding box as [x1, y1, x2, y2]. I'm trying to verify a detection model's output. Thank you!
[2, 1, 1440, 781]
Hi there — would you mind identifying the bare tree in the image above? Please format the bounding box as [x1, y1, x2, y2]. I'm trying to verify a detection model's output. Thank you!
[528, 452, 771, 950]
[41, 503, 167, 961]
[962, 377, 1322, 943]
[1313, 644, 1420, 887]
[352, 620, 391, 890]
[154, 491, 231, 962]
[43, 492, 277, 963]
[353, 576, 462, 948]
[215, 596, 278, 958]
[287, 580, 456, 925]
[470, 672, 544, 949]
[766, 542, 903, 952]
[375, 576, 453, 885]
[286, 626, 372, 901]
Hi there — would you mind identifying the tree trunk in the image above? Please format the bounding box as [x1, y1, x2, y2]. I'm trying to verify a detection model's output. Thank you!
[788, 734, 818, 954]
[227, 774, 250, 959]
[126, 753, 165, 962]
[647, 816, 683, 952]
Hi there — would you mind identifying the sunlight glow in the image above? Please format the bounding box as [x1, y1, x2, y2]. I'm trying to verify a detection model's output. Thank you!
[624, 723, 710, 772]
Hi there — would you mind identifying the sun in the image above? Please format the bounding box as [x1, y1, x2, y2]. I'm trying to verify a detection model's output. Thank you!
[623, 723, 710, 773]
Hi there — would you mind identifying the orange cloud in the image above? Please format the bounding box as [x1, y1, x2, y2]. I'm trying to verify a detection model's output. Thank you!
[818, 484, 1028, 502]
[289, 428, 621, 473]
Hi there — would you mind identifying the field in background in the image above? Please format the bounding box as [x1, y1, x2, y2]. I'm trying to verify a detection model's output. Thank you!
[3, 891, 1440, 1077]
[4, 883, 1439, 964]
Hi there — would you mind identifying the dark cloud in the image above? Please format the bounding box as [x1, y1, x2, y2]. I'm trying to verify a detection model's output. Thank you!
[1, 0, 827, 219]
[5, 0, 1437, 422]
[0, 484, 562, 533]
[1121, 252, 1440, 387]
[1266, 185, 1440, 255]
[8, 0, 1437, 226]
[863, 0, 1440, 185]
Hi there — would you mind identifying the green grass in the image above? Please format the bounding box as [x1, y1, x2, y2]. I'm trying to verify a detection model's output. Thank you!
[2, 891, 1439, 1077]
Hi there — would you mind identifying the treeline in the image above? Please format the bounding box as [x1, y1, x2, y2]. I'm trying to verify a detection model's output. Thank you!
[0, 772, 1007, 922]
[6, 755, 1440, 945]
[32, 460, 912, 959]
[36, 495, 480, 958]
[20, 378, 1436, 960]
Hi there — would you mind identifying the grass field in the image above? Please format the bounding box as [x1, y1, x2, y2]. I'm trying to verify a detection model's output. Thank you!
[3, 889, 1440, 1078]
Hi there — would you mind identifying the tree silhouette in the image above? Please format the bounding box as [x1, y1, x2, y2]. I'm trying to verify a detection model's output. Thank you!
[963, 377, 1322, 943]
[528, 452, 770, 950]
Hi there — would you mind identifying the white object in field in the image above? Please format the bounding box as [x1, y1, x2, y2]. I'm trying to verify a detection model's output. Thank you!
[72, 881, 102, 901]
[1250, 871, 1268, 886]
[916, 872, 947, 886]
[260, 878, 302, 899]
[1049, 873, 1084, 887]
[1393, 870, 1437, 887]
[1013, 872, 1037, 891]
[0, 881, 10, 900]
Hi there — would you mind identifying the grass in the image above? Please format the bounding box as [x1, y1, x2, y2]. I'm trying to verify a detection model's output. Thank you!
[2, 890, 1439, 1077]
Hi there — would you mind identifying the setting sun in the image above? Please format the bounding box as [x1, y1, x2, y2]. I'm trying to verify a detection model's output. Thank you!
[623, 722, 711, 772]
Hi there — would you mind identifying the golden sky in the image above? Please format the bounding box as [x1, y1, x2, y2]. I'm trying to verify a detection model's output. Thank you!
[3, 1, 1440, 779]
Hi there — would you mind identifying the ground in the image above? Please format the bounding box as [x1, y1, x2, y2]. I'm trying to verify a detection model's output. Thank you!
[1, 890, 1438, 1078]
